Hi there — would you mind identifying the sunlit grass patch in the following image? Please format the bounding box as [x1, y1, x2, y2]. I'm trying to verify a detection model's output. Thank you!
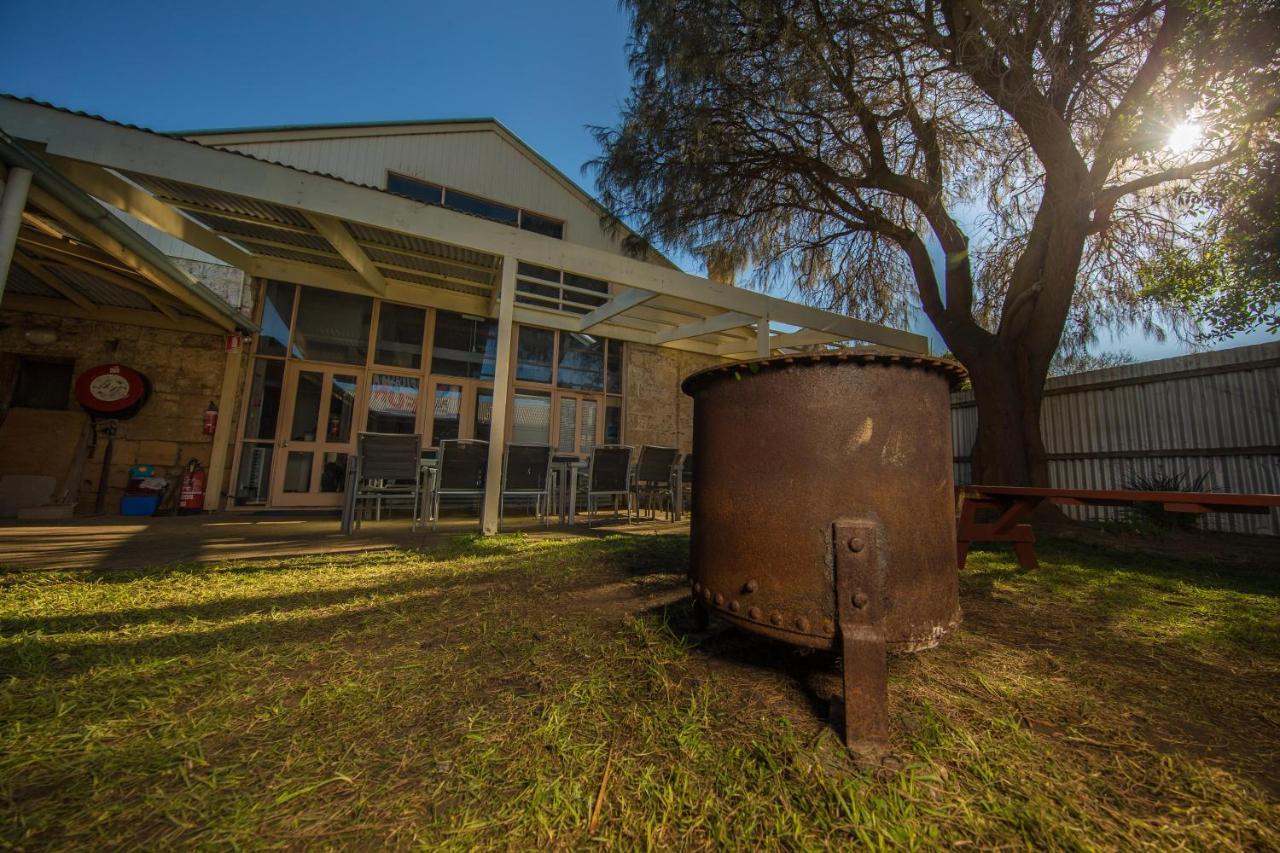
[2, 532, 1276, 848]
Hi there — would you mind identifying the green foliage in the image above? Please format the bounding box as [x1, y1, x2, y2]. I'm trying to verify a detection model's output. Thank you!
[1121, 466, 1214, 532]
[1048, 348, 1135, 377]
[1140, 243, 1280, 340]
[1139, 0, 1280, 340]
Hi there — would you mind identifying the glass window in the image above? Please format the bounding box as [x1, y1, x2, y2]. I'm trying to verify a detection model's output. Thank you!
[282, 451, 313, 492]
[289, 370, 324, 441]
[474, 389, 493, 442]
[606, 339, 623, 394]
[605, 399, 623, 444]
[387, 173, 443, 204]
[319, 452, 349, 493]
[520, 211, 564, 239]
[374, 302, 425, 369]
[234, 443, 274, 504]
[557, 332, 605, 391]
[431, 383, 461, 444]
[431, 310, 498, 379]
[326, 375, 358, 443]
[12, 359, 72, 409]
[516, 326, 555, 383]
[243, 359, 285, 440]
[580, 400, 598, 452]
[557, 397, 577, 453]
[366, 373, 420, 434]
[258, 281, 295, 357]
[444, 189, 520, 225]
[512, 390, 552, 444]
[292, 289, 373, 365]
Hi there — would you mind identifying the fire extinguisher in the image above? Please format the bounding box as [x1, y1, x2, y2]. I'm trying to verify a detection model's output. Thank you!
[179, 459, 208, 514]
[203, 401, 218, 436]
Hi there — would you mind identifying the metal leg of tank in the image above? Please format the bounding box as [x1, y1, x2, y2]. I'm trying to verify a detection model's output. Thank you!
[692, 597, 711, 631]
[833, 520, 890, 757]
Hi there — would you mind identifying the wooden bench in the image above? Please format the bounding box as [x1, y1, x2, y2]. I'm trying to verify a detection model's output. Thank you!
[956, 485, 1280, 570]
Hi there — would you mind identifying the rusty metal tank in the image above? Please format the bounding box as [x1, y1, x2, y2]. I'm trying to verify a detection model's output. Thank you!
[680, 348, 967, 753]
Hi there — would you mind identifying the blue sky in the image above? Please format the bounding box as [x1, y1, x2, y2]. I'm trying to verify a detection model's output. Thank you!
[0, 0, 1268, 360]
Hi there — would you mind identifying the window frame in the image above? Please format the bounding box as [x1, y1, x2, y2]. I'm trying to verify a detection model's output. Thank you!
[384, 172, 566, 239]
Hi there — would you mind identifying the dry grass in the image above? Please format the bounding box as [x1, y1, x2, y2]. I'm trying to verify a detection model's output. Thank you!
[1, 532, 1277, 849]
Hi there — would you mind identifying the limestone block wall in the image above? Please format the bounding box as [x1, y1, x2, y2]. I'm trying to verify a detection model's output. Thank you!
[624, 343, 720, 454]
[0, 310, 237, 514]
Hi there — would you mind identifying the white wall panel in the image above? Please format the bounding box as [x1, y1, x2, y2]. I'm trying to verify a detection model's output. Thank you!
[214, 131, 628, 258]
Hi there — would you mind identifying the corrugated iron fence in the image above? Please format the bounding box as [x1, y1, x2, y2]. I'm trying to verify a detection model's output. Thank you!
[952, 341, 1280, 535]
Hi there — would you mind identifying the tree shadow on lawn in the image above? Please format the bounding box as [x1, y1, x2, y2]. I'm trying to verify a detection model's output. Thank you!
[642, 539, 1280, 796]
[0, 533, 691, 681]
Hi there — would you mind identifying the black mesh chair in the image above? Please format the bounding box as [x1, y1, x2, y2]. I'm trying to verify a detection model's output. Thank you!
[630, 445, 679, 521]
[342, 432, 423, 534]
[585, 445, 634, 526]
[501, 443, 554, 528]
[431, 439, 489, 530]
[678, 453, 694, 519]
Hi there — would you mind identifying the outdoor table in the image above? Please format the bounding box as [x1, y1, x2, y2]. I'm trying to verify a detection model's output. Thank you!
[550, 456, 588, 525]
[418, 451, 439, 524]
[956, 484, 1280, 570]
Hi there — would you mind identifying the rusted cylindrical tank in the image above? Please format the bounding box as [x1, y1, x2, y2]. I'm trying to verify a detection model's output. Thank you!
[681, 349, 966, 752]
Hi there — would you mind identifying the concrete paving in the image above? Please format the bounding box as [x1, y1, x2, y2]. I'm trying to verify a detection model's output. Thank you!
[0, 512, 688, 572]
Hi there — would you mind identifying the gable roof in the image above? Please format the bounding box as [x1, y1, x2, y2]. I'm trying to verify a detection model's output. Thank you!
[175, 117, 678, 270]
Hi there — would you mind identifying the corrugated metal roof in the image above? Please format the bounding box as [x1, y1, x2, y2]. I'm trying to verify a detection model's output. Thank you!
[124, 172, 313, 230]
[6, 264, 59, 298]
[345, 222, 498, 272]
[46, 263, 155, 310]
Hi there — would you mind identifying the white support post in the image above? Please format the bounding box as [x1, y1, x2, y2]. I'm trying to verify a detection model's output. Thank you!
[203, 342, 245, 512]
[0, 167, 33, 301]
[756, 315, 771, 358]
[480, 257, 517, 535]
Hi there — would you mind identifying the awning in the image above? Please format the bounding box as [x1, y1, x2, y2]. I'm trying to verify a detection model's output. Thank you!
[0, 96, 926, 356]
[0, 128, 255, 334]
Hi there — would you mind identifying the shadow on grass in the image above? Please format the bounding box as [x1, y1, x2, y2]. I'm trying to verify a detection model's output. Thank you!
[0, 533, 692, 681]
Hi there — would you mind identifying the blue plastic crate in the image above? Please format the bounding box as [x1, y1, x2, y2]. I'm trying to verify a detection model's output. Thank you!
[120, 494, 160, 516]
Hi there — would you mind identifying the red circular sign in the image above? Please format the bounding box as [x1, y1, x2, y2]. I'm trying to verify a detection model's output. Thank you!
[75, 364, 147, 414]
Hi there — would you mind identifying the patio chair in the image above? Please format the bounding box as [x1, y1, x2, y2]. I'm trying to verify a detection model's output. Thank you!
[501, 443, 554, 528]
[630, 445, 679, 521]
[432, 439, 489, 530]
[584, 445, 634, 526]
[342, 432, 423, 534]
[678, 453, 694, 518]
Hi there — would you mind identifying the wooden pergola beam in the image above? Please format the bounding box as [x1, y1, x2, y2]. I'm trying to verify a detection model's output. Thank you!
[48, 156, 255, 269]
[11, 253, 93, 311]
[577, 287, 656, 332]
[303, 211, 387, 296]
[653, 311, 757, 344]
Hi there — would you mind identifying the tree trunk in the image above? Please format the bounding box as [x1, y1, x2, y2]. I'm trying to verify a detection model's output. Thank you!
[965, 349, 1051, 487]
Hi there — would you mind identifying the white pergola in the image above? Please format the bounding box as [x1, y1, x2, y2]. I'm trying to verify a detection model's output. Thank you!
[0, 96, 927, 533]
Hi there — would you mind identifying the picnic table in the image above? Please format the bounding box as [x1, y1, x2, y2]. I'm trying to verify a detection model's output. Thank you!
[956, 484, 1280, 570]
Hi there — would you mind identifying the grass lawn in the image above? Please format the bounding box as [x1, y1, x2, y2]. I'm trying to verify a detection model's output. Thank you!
[2, 532, 1277, 848]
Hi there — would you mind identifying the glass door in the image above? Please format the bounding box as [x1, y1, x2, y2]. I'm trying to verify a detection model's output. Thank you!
[556, 393, 599, 456]
[271, 364, 360, 506]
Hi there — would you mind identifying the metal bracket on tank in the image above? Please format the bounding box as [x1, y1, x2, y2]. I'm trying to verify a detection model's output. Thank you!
[832, 519, 889, 756]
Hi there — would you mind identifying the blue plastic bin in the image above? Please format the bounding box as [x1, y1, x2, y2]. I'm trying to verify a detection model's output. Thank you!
[121, 494, 160, 516]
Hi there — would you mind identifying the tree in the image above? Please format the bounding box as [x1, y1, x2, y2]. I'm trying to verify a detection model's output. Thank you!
[1139, 138, 1280, 340]
[592, 0, 1278, 485]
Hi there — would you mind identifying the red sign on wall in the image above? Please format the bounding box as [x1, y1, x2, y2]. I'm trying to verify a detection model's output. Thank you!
[74, 364, 147, 415]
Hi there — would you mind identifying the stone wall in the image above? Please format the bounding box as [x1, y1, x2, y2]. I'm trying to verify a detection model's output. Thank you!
[0, 310, 236, 514]
[625, 343, 720, 454]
